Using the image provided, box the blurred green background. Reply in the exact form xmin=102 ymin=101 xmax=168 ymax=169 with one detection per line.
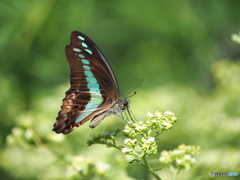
xmin=0 ymin=0 xmax=240 ymax=179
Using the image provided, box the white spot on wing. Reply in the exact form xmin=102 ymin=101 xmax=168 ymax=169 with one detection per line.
xmin=73 ymin=48 xmax=81 ymax=52
xmin=63 ymin=114 xmax=68 ymax=120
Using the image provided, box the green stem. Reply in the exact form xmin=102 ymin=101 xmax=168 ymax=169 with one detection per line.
xmin=172 ymin=171 xmax=177 ymax=180
xmin=142 ymin=156 xmax=161 ymax=180
xmin=170 ymin=166 xmax=178 ymax=180
xmin=105 ymin=142 xmax=121 ymax=150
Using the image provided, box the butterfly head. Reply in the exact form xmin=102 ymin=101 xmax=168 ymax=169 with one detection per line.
xmin=111 ymin=98 xmax=130 ymax=116
xmin=122 ymin=98 xmax=130 ymax=110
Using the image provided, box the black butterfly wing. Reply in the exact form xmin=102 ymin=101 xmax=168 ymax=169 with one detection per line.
xmin=53 ymin=31 xmax=119 ymax=134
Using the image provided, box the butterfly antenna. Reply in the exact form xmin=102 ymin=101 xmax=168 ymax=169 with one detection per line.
xmin=125 ymin=78 xmax=144 ymax=98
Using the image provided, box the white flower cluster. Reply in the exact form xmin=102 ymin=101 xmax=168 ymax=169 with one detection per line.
xmin=159 ymin=144 xmax=200 ymax=171
xmin=121 ymin=111 xmax=178 ymax=158
xmin=67 ymin=155 xmax=112 ymax=178
xmin=146 ymin=110 xmax=177 ymax=130
xmin=232 ymin=32 xmax=240 ymax=44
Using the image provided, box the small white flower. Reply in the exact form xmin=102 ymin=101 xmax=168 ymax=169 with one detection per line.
xmin=184 ymin=155 xmax=196 ymax=163
xmin=161 ymin=151 xmax=169 ymax=156
xmin=164 ymin=111 xmax=174 ymax=115
xmin=130 ymin=139 xmax=137 ymax=144
xmin=96 ymin=162 xmax=112 ymax=173
xmin=159 ymin=157 xmax=166 ymax=161
xmin=75 ymin=166 xmax=82 ymax=172
xmin=152 ymin=119 xmax=158 ymax=123
xmin=135 ymin=126 xmax=146 ymax=131
xmin=48 ymin=133 xmax=65 ymax=142
xmin=232 ymin=33 xmax=240 ymax=44
xmin=155 ymin=111 xmax=163 ymax=117
xmin=189 ymin=158 xmax=196 ymax=163
xmin=176 ymin=159 xmax=182 ymax=164
xmin=12 ymin=127 xmax=23 ymax=136
xmin=172 ymin=149 xmax=185 ymax=155
xmin=141 ymin=137 xmax=155 ymax=144
xmin=122 ymin=147 xmax=132 ymax=153
xmin=163 ymin=122 xmax=172 ymax=129
xmin=124 ymin=138 xmax=132 ymax=143
xmin=147 ymin=112 xmax=154 ymax=118
xmin=24 ymin=129 xmax=34 ymax=139
xmin=147 ymin=137 xmax=155 ymax=143
xmin=124 ymin=138 xmax=137 ymax=146
xmin=171 ymin=117 xmax=177 ymax=121
xmin=74 ymin=156 xmax=84 ymax=163
xmin=184 ymin=155 xmax=191 ymax=160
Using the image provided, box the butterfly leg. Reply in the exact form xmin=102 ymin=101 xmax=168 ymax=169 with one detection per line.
xmin=89 ymin=111 xmax=109 ymax=128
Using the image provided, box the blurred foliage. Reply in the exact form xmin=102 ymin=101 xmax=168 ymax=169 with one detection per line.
xmin=0 ymin=0 xmax=240 ymax=179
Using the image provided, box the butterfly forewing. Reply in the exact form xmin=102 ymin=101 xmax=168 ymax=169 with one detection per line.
xmin=53 ymin=31 xmax=120 ymax=134
xmin=70 ymin=31 xmax=119 ymax=96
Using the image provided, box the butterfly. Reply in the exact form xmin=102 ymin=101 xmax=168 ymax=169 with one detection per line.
xmin=53 ymin=31 xmax=130 ymax=134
